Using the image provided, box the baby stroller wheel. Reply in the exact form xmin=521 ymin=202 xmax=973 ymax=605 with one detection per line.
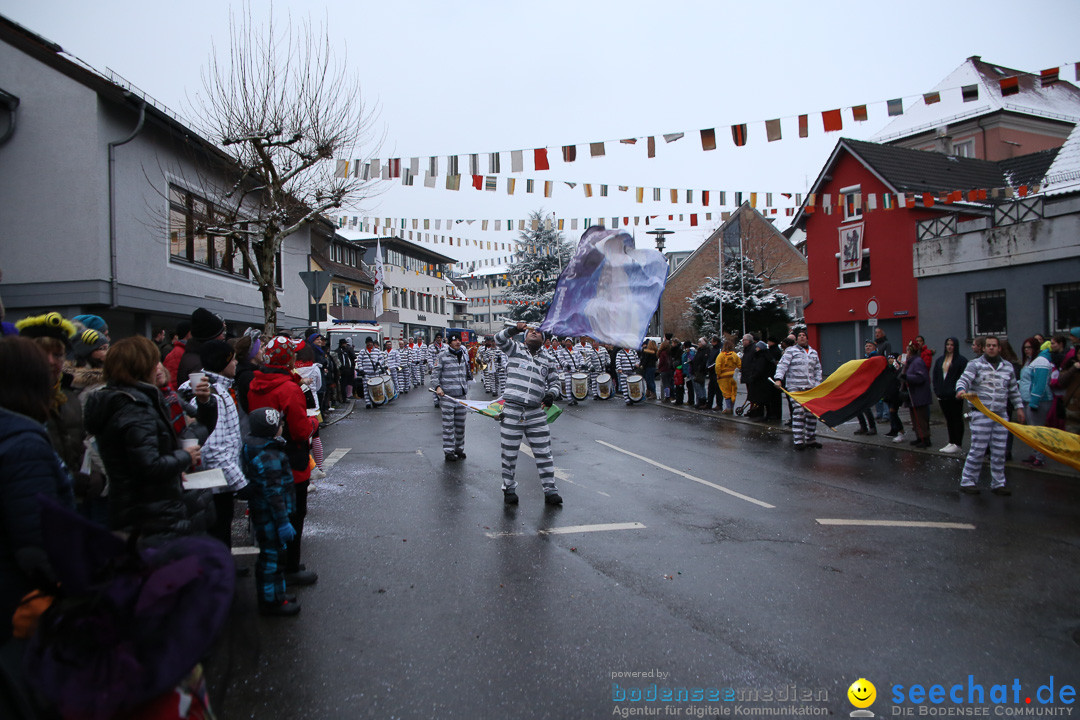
xmin=734 ymin=406 xmax=744 ymax=416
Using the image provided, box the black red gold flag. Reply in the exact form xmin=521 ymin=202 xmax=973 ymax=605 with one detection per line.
xmin=782 ymin=356 xmax=893 ymax=428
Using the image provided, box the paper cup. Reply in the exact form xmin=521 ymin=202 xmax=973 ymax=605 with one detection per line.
xmin=188 ymin=372 xmax=206 ymax=388
xmin=180 ymin=438 xmax=199 ymax=450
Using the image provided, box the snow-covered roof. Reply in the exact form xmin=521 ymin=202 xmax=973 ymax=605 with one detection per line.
xmin=1041 ymin=122 xmax=1080 ymax=196
xmin=458 ymin=264 xmax=510 ymax=277
xmin=872 ymin=57 xmax=1080 ymax=144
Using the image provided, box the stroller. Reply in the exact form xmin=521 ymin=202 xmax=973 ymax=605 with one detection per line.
xmin=734 ymin=398 xmax=759 ymax=417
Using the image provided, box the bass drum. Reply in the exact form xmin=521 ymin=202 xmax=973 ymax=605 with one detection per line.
xmin=626 ymin=374 xmax=645 ymax=403
xmin=596 ymin=373 xmax=612 ymax=400
xmin=367 ymin=376 xmax=388 ymax=406
xmin=381 ymin=373 xmax=396 ymax=402
xmin=571 ymin=373 xmax=589 ymax=401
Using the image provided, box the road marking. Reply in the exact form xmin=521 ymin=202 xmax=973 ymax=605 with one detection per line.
xmin=519 ymin=444 xmax=605 ymax=495
xmin=323 ymin=448 xmax=351 ymax=472
xmin=485 ymin=522 xmax=645 ymax=538
xmin=595 ymin=440 xmax=775 ymax=509
xmin=816 ymin=519 xmax=976 ymax=530
xmin=231 ymin=546 xmax=260 ymax=556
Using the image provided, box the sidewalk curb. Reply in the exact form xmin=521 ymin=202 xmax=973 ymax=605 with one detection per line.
xmin=322 ymin=399 xmax=355 ymax=427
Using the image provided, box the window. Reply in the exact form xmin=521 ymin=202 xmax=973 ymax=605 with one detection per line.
xmin=838 ymin=249 xmax=871 ymax=288
xmin=952 ymin=139 xmax=975 ymax=158
xmin=392 ymin=288 xmax=399 ymax=308
xmin=1047 ymin=283 xmax=1080 ymax=333
xmin=440 ymin=298 xmax=445 ymax=315
xmin=400 ymin=289 xmax=407 ymax=308
xmin=787 ymin=296 xmax=804 ymax=320
xmin=410 ymin=291 xmax=416 ymax=310
xmin=425 ymin=295 xmax=432 ymax=312
xmin=841 ymin=185 xmax=863 ymax=222
xmin=968 ymin=290 xmax=1007 ymax=337
xmin=168 ymin=184 xmax=278 ymax=285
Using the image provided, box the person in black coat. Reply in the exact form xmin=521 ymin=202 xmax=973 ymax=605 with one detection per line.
xmin=748 ymin=341 xmax=781 ymax=421
xmin=931 ymin=336 xmax=968 ymax=453
xmin=84 ymin=336 xmax=216 ymax=546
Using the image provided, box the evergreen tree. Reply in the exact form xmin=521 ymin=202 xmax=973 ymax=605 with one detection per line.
xmin=685 ymin=256 xmax=792 ymax=338
xmin=504 ymin=210 xmax=575 ymax=323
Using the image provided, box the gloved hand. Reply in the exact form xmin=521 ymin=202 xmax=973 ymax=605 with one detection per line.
xmin=541 ymin=393 xmax=555 ymax=409
xmin=277 ymin=522 xmax=297 ymax=545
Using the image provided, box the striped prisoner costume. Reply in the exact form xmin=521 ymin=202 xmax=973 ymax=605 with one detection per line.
xmin=554 ymin=343 xmax=583 ymax=401
xmin=434 ymin=345 xmax=471 ymax=456
xmin=577 ymin=341 xmax=601 ymax=398
xmin=429 ymin=341 xmax=445 ymax=406
xmin=496 ymin=327 xmax=562 ymax=495
xmin=481 ymin=345 xmax=501 ymax=394
xmin=773 ymin=343 xmax=822 ymax=446
xmin=956 ymin=354 xmax=1022 ymax=491
xmin=409 ymin=342 xmax=426 ymax=387
xmin=615 ymin=348 xmax=639 ymax=403
xmin=386 ymin=346 xmax=407 ymax=395
xmin=354 ymin=345 xmax=386 ymax=407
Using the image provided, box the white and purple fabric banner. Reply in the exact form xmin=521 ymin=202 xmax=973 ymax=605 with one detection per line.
xmin=539 ymin=226 xmax=668 ymax=349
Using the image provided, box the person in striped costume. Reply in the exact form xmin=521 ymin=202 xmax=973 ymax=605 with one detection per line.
xmin=576 ymin=337 xmax=600 ymax=400
xmin=496 ymin=322 xmax=563 ymax=505
xmin=354 ymin=337 xmax=385 ymax=409
xmin=429 ymin=333 xmax=445 ymax=407
xmin=495 ymin=346 xmax=508 ymax=396
xmin=481 ymin=337 xmax=500 ymax=394
xmin=433 ymin=333 xmax=472 ymax=462
xmin=955 ymin=336 xmax=1024 ymax=496
xmin=554 ymin=338 xmax=583 ymax=406
xmin=615 ymin=347 xmax=640 ymax=405
xmin=772 ymin=330 xmax=822 ymax=449
xmin=383 ymin=340 xmax=404 ymax=396
xmin=410 ymin=337 xmax=426 ymax=388
xmin=394 ymin=340 xmax=411 ymax=393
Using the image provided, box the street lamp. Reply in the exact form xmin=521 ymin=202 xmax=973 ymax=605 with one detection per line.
xmin=646 ymin=228 xmax=673 ymax=338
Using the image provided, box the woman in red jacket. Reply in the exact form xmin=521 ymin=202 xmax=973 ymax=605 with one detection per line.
xmin=246 ymin=336 xmax=320 ymax=587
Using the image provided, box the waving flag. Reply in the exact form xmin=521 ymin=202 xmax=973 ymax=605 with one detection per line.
xmin=966 ymin=394 xmax=1080 ymax=471
xmin=781 ymin=356 xmax=893 ymax=428
xmin=374 ymin=239 xmax=385 ymax=317
xmin=539 ymin=226 xmax=667 ymax=348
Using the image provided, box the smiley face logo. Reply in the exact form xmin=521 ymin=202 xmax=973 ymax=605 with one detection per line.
xmin=847 ymin=678 xmax=876 ymax=709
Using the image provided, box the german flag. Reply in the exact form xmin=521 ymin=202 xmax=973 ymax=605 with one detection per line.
xmin=782 ymin=356 xmax=893 ymax=428
xmin=965 ymin=394 xmax=1080 ymax=472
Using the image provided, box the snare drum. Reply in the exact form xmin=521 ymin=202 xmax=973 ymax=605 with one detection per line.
xmin=367 ymin=376 xmax=387 ymax=406
xmin=381 ymin=373 xmax=396 ymax=402
xmin=626 ymin=374 xmax=645 ymax=403
xmin=571 ymin=372 xmax=589 ymax=400
xmin=596 ymin=373 xmax=612 ymax=399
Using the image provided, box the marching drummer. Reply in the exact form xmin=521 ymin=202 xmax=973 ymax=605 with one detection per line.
xmin=354 ymin=337 xmax=386 ymax=409
xmin=554 ymin=338 xmax=582 ymax=406
xmin=615 ymin=346 xmax=640 ymax=405
xmin=577 ymin=336 xmax=600 ymax=400
xmin=481 ymin=336 xmax=500 ymax=395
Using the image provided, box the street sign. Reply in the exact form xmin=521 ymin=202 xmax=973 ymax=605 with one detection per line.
xmin=868 ymin=318 xmax=878 ymax=327
xmin=866 ymin=298 xmax=879 ymax=317
xmin=298 ymin=271 xmax=332 ymax=302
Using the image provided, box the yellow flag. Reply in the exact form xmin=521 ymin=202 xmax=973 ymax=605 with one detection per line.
xmin=965 ymin=394 xmax=1080 ymax=471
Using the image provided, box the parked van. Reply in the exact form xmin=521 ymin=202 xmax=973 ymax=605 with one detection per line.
xmin=322 ymin=321 xmax=385 ymax=350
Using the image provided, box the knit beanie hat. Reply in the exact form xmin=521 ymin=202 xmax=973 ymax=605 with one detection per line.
xmin=72 ymin=314 xmax=108 ymax=335
xmin=72 ymin=327 xmax=109 ymax=360
xmin=248 ymin=407 xmax=282 ymax=438
xmin=263 ymin=336 xmax=299 ymax=367
xmin=199 ymin=339 xmax=235 ymax=373
xmin=190 ymin=308 xmax=226 ymax=342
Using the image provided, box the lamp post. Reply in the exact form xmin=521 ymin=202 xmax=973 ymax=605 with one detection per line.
xmin=646 ymin=228 xmax=673 ymax=338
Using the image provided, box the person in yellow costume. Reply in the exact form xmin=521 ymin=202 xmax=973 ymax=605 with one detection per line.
xmin=714 ymin=340 xmax=741 ymax=414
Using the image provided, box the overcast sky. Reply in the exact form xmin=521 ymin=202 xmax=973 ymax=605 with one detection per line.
xmin=3 ymin=0 xmax=1078 ymax=263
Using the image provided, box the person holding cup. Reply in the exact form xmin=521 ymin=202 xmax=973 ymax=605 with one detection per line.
xmin=84 ymin=336 xmax=216 ymax=546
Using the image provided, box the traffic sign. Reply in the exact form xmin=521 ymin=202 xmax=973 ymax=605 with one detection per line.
xmin=298 ymin=271 xmax=332 ymax=302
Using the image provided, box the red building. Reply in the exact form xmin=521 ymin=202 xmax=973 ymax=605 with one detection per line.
xmin=793 ymin=139 xmax=1057 ymax=373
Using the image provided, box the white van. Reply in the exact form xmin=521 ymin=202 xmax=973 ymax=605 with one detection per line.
xmin=323 ymin=322 xmax=385 ymax=350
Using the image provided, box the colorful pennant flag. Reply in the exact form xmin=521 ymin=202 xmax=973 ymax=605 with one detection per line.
xmin=534 ymin=148 xmax=549 ymax=171
xmin=924 ymin=91 xmax=941 ymax=105
xmin=562 ymin=145 xmax=576 ymax=162
xmin=798 ymin=114 xmax=809 ymax=138
xmin=822 ymin=109 xmax=843 ymax=132
xmin=962 ymin=84 xmax=979 ymax=102
xmin=731 ymin=124 xmax=748 ymax=147
xmin=701 ymin=128 xmax=716 ymax=151
xmin=887 ymin=98 xmax=904 ymax=116
xmin=590 ymin=142 xmax=606 ymax=158
xmin=766 ymin=118 xmax=782 ymax=142
xmin=1000 ymin=77 xmax=1020 ymax=96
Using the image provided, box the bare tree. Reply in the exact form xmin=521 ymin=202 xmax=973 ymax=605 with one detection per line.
xmin=190 ymin=8 xmax=381 ymax=333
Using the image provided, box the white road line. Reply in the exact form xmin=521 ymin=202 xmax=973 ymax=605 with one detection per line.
xmin=323 ymin=448 xmax=351 ymax=472
xmin=595 ymin=439 xmax=775 ymax=509
xmin=485 ymin=522 xmax=645 ymax=538
xmin=519 ymin=444 xmax=603 ymax=495
xmin=231 ymin=546 xmax=260 ymax=556
xmin=816 ymin=519 xmax=976 ymax=530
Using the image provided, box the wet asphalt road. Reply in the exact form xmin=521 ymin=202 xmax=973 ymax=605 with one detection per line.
xmin=210 ymin=384 xmax=1080 ymax=719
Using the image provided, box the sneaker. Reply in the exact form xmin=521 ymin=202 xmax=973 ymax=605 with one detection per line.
xmin=284 ymin=569 xmax=318 ymax=586
xmin=503 ymin=488 xmax=519 ymax=505
xmin=991 ymin=486 xmax=1012 ymax=496
xmin=940 ymin=443 xmax=960 ymax=454
xmin=310 ymin=467 xmax=327 ymax=480
xmin=455 ymin=450 xmax=467 ymax=459
xmin=444 ymin=452 xmax=458 ymax=462
xmin=892 ymin=433 xmax=905 ymax=443
xmin=959 ymin=485 xmax=980 ymax=495
xmin=258 ymin=598 xmax=301 ymax=617
xmin=545 ymin=492 xmax=563 ymax=506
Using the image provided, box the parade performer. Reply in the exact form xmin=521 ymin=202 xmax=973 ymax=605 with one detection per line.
xmin=576 ymin=336 xmax=600 ymax=399
xmin=481 ymin=337 xmax=500 ymax=394
xmin=496 ymin=322 xmax=562 ymax=506
xmin=714 ymin=340 xmax=741 ymax=414
xmin=615 ymin=346 xmax=639 ymax=405
xmin=433 ymin=333 xmax=472 ymax=462
xmin=384 ymin=339 xmax=405 ymax=395
xmin=410 ymin=336 xmax=426 ymax=388
xmin=495 ymin=346 xmax=509 ymax=396
xmin=956 ymin=336 xmax=1024 ymax=495
xmin=395 ymin=340 xmax=412 ymax=393
xmin=354 ymin=337 xmax=385 ymax=409
xmin=554 ymin=338 xmax=582 ymax=406
xmin=429 ymin=333 xmax=445 ymax=407
xmin=773 ymin=330 xmax=823 ymax=449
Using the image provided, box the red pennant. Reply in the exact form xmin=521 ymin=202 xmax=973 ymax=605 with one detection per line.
xmin=822 ymin=109 xmax=843 ymax=133
xmin=1000 ymin=77 xmax=1020 ymax=96
xmin=534 ymin=148 xmax=549 ymax=171
xmin=731 ymin=124 xmax=748 ymax=147
xmin=798 ymin=114 xmax=809 ymax=138
xmin=472 ymin=175 xmax=483 ymax=190
xmin=922 ymin=193 xmax=934 ymax=207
